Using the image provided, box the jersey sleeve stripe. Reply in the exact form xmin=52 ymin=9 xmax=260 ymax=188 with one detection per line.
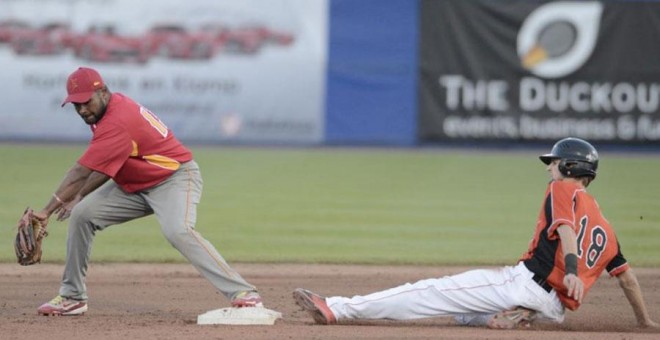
xmin=608 ymin=263 xmax=630 ymax=277
xmin=143 ymin=155 xmax=181 ymax=171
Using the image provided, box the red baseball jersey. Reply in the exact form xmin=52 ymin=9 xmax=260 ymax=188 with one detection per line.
xmin=78 ymin=93 xmax=193 ymax=193
xmin=521 ymin=180 xmax=629 ymax=310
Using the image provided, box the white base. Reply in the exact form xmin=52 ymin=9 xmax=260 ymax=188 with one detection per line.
xmin=197 ymin=307 xmax=282 ymax=325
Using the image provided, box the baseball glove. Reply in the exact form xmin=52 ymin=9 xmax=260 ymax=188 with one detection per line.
xmin=14 ymin=207 xmax=48 ymax=266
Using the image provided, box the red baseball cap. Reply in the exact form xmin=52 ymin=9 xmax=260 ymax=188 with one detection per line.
xmin=61 ymin=67 xmax=105 ymax=107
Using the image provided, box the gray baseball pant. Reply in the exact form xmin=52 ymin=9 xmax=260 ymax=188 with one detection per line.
xmin=59 ymin=160 xmax=256 ymax=301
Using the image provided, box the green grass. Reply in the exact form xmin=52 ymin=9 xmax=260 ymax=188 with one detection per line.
xmin=1 ymin=144 xmax=659 ymax=266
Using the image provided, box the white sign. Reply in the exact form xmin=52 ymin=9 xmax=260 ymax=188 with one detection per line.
xmin=0 ymin=0 xmax=328 ymax=143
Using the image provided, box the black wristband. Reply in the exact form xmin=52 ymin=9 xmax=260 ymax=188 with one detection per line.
xmin=565 ymin=253 xmax=578 ymax=276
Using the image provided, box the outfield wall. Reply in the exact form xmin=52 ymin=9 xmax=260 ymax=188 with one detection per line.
xmin=0 ymin=0 xmax=657 ymax=146
xmin=324 ymin=0 xmax=418 ymax=145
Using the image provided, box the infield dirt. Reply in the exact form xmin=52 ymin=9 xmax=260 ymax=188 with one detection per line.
xmin=2 ymin=263 xmax=659 ymax=339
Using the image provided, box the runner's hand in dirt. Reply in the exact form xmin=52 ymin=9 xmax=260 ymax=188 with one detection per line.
xmin=563 ymin=273 xmax=584 ymax=304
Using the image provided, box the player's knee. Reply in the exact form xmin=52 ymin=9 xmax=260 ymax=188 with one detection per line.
xmin=68 ymin=201 xmax=107 ymax=231
xmin=67 ymin=207 xmax=102 ymax=237
xmin=68 ymin=204 xmax=93 ymax=225
xmin=161 ymin=226 xmax=192 ymax=247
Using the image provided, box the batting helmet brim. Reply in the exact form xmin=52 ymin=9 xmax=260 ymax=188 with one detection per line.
xmin=539 ymin=154 xmax=559 ymax=165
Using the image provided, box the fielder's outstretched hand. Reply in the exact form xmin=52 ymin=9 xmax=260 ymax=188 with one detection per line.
xmin=32 ymin=210 xmax=50 ymax=229
xmin=56 ymin=195 xmax=82 ymax=221
xmin=14 ymin=208 xmax=48 ymax=266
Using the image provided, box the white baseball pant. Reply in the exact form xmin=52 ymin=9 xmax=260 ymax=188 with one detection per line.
xmin=326 ymin=262 xmax=565 ymax=325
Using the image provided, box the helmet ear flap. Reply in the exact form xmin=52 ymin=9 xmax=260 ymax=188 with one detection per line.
xmin=558 ymin=159 xmax=571 ymax=177
xmin=559 ymin=159 xmax=597 ymax=179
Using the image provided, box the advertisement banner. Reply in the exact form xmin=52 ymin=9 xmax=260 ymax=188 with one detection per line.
xmin=0 ymin=0 xmax=328 ymax=143
xmin=419 ymin=0 xmax=660 ymax=144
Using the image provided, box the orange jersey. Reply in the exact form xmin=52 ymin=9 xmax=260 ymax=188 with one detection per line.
xmin=521 ymin=180 xmax=629 ymax=310
xmin=78 ymin=93 xmax=193 ymax=193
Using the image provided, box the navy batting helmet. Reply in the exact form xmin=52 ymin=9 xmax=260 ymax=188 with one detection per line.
xmin=539 ymin=137 xmax=599 ymax=179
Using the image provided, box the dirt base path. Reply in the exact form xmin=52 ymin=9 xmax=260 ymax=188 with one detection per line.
xmin=2 ymin=263 xmax=659 ymax=339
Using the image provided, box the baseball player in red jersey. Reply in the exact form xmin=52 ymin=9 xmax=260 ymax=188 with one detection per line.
xmin=32 ymin=67 xmax=264 ymax=316
xmin=293 ymin=138 xmax=659 ymax=329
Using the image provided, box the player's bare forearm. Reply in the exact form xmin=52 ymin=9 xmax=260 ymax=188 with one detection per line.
xmin=39 ymin=163 xmax=93 ymax=217
xmin=39 ymin=163 xmax=108 ymax=218
xmin=53 ymin=170 xmax=110 ymax=222
xmin=557 ymin=225 xmax=584 ymax=303
xmin=75 ymin=171 xmax=110 ymax=200
xmin=617 ymin=269 xmax=659 ymax=328
xmin=557 ymin=225 xmax=578 ymax=256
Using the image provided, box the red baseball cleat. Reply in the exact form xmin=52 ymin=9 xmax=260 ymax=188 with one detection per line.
xmin=292 ymin=288 xmax=337 ymax=325
xmin=231 ymin=291 xmax=264 ymax=308
xmin=38 ymin=295 xmax=88 ymax=316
